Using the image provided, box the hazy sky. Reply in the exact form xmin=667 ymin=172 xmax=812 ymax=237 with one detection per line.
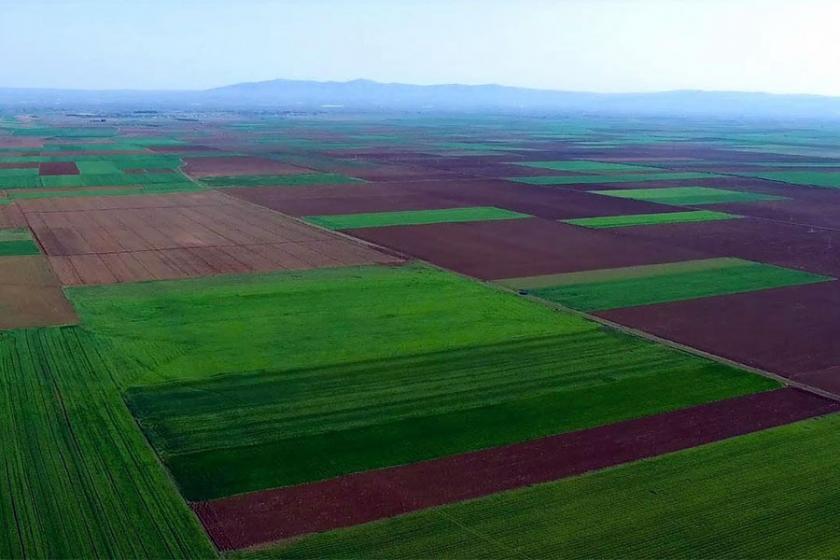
xmin=3 ymin=0 xmax=840 ymax=95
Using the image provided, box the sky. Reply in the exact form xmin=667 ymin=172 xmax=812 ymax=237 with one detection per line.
xmin=2 ymin=0 xmax=840 ymax=95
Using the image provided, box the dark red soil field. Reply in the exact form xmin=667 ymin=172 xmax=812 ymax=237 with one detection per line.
xmin=615 ymin=217 xmax=840 ymax=277
xmin=38 ymin=161 xmax=80 ymax=175
xmin=193 ymin=388 xmax=837 ymax=550
xmin=22 ymin=192 xmax=400 ymax=284
xmin=349 ymin=217 xmax=702 ymax=280
xmin=599 ymin=281 xmax=840 ymax=385
xmin=182 ymin=156 xmax=313 ymax=177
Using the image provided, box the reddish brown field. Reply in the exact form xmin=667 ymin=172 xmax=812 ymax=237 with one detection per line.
xmin=193 ymin=388 xmax=837 ymax=550
xmin=349 ymin=217 xmax=702 ymax=280
xmin=615 ymin=217 xmax=840 ymax=277
xmin=182 ymin=156 xmax=312 ymax=178
xmin=22 ymin=192 xmax=400 ymax=285
xmin=598 ymin=281 xmax=840 ymax=386
xmin=39 ymin=161 xmax=80 ymax=176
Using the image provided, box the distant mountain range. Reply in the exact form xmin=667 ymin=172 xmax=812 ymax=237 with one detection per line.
xmin=2 ymin=78 xmax=840 ymax=119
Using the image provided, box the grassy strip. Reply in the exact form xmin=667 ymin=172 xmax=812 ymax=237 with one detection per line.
xmin=509 ymin=172 xmax=722 ymax=185
xmin=0 ymin=167 xmax=39 ymax=177
xmin=748 ymin=171 xmax=840 ymax=188
xmin=76 ymin=160 xmax=123 ymax=174
xmin=590 ymin=186 xmax=786 ymax=205
xmin=238 ymin=413 xmax=840 ymax=559
xmin=305 ymin=207 xmax=530 ymax=230
xmin=0 ymin=327 xmax=215 ymax=558
xmin=497 ymin=257 xmax=746 ymax=290
xmin=0 ymin=228 xmax=32 ymax=242
xmin=563 ymin=210 xmax=738 ymax=228
xmin=199 ymin=173 xmax=364 ymax=188
xmin=513 ymin=160 xmax=667 ymax=173
xmin=0 ymin=239 xmax=40 ymax=256
xmin=530 ymin=260 xmax=832 ymax=311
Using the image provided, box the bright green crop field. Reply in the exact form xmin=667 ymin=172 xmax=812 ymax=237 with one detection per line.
xmin=510 ymin=172 xmax=722 ymax=185
xmin=0 ymin=327 xmax=215 ymax=559
xmin=590 ymin=186 xmax=786 ymax=205
xmin=563 ymin=209 xmax=738 ymax=228
xmin=305 ymin=206 xmax=530 ymax=230
xmin=238 ymin=413 xmax=840 ymax=559
xmin=524 ymin=258 xmax=832 ymax=311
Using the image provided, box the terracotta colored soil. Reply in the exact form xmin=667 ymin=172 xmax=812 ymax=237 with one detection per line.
xmin=349 ymin=217 xmax=701 ymax=280
xmin=182 ymin=156 xmax=312 ymax=178
xmin=22 ymin=192 xmax=400 ymax=285
xmin=598 ymin=281 xmax=840 ymax=384
xmin=193 ymin=388 xmax=838 ymax=550
xmin=0 ymin=255 xmax=78 ymax=329
xmin=38 ymin=161 xmax=80 ymax=176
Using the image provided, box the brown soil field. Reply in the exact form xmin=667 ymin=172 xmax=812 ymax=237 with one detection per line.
xmin=192 ymin=388 xmax=836 ymax=550
xmin=615 ymin=217 xmax=840 ymax=277
xmin=349 ymin=217 xmax=701 ymax=280
xmin=182 ymin=156 xmax=312 ymax=177
xmin=0 ymin=255 xmax=78 ymax=329
xmin=225 ymin=182 xmax=471 ymax=216
xmin=599 ymin=281 xmax=840 ymax=384
xmin=23 ymin=192 xmax=400 ymax=285
xmin=39 ymin=161 xmax=80 ymax=176
xmin=0 ymin=204 xmax=26 ymax=229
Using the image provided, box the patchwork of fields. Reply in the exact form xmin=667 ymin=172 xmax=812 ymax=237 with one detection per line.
xmin=3 ymin=112 xmax=840 ymax=558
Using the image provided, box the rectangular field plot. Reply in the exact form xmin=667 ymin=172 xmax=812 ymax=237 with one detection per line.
xmin=510 ymin=172 xmax=722 ymax=185
xmin=69 ymin=264 xmax=780 ymax=503
xmin=22 ymin=191 xmax=398 ymax=285
xmin=563 ymin=210 xmax=738 ymax=228
xmin=747 ymin=171 xmax=840 ymax=189
xmin=513 ymin=160 xmax=667 ymax=173
xmin=0 ymin=228 xmax=40 ymax=256
xmin=0 ymin=255 xmax=78 ymax=329
xmin=200 ymin=173 xmax=364 ymax=188
xmin=502 ymin=257 xmax=832 ymax=311
xmin=591 ymin=186 xmax=786 ymax=206
xmin=305 ymin=207 xmax=530 ymax=230
xmin=249 ymin=413 xmax=840 ymax=560
xmin=0 ymin=328 xmax=214 ymax=558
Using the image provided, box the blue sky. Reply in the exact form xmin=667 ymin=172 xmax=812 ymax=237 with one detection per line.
xmin=2 ymin=0 xmax=840 ymax=94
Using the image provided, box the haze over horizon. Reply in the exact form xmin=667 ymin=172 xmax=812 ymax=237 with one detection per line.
xmin=3 ymin=0 xmax=840 ymax=97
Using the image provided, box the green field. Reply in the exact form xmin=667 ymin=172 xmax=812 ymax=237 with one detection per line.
xmin=514 ymin=258 xmax=831 ymax=311
xmin=749 ymin=171 xmax=840 ymax=189
xmin=591 ymin=186 xmax=786 ymax=205
xmin=510 ymin=172 xmax=722 ymax=185
xmin=305 ymin=207 xmax=530 ymax=230
xmin=563 ymin=209 xmax=738 ymax=228
xmin=239 ymin=413 xmax=840 ymax=559
xmin=199 ymin=173 xmax=363 ymax=187
xmin=513 ymin=160 xmax=667 ymax=173
xmin=67 ymin=264 xmax=777 ymax=500
xmin=0 ymin=327 xmax=214 ymax=559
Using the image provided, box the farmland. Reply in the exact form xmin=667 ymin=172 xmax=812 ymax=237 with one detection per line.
xmin=2 ymin=110 xmax=840 ymax=558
